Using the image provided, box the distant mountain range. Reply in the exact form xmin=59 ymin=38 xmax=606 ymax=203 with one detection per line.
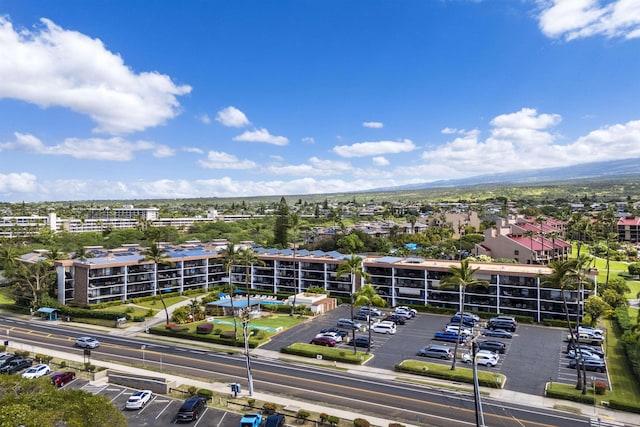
xmin=378 ymin=157 xmax=640 ymax=191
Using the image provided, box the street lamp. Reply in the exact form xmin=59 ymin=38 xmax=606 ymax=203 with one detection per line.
xmin=242 ymin=309 xmax=254 ymax=396
xmin=141 ymin=345 xmax=146 ymax=367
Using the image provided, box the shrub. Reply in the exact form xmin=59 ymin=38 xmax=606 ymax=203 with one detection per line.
xmin=608 ymin=399 xmax=640 ymax=413
xmin=388 ymin=424 xmax=406 ymax=427
xmin=197 ymin=388 xmax=213 ymax=399
xmin=84 ymin=363 xmax=96 ymax=372
xmin=15 ymin=350 xmax=30 ymax=357
xmin=262 ymin=402 xmax=277 ymax=414
xmin=353 ymin=418 xmax=371 ymax=427
xmin=327 ymin=415 xmax=339 ymax=426
xmin=594 ymin=381 xmax=607 ymax=395
xmin=165 ymin=323 xmax=177 ymax=330
xmin=247 ymin=398 xmax=255 ymax=407
xmin=297 ymin=409 xmax=310 ymax=420
xmin=319 ymin=413 xmax=329 ymax=422
xmin=59 ymin=361 xmax=67 ymax=368
xmin=187 ymin=386 xmax=198 ymax=396
xmin=196 ymin=323 xmax=214 ymax=334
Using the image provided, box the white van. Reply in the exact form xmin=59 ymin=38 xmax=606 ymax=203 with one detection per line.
xmin=371 ymin=322 xmax=397 ymax=334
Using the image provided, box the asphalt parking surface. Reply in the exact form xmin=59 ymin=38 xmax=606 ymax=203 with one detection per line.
xmin=262 ymin=304 xmax=603 ymax=394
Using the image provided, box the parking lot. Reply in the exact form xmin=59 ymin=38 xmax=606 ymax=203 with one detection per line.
xmin=62 ymin=378 xmax=247 ymax=426
xmin=263 ymin=304 xmax=611 ymax=394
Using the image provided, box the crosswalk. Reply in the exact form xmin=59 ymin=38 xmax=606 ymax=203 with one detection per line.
xmin=590 ymin=416 xmax=626 ymax=426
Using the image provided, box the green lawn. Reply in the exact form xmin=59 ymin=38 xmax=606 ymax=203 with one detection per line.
xmin=93 ymin=305 xmax=153 ymax=318
xmin=0 ymin=287 xmax=15 ymax=304
xmin=603 ymin=319 xmax=640 ymax=404
xmin=134 ymin=295 xmax=189 ymax=309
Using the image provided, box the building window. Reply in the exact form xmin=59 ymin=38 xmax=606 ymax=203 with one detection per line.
xmin=514 ymin=250 xmax=519 ymax=255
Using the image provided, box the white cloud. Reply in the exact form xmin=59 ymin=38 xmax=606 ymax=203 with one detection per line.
xmin=333 ymin=139 xmax=416 ymax=158
xmin=537 ymin=0 xmax=640 ymax=40
xmin=372 ymin=156 xmax=389 ymax=166
xmin=0 ymin=17 xmax=191 ymax=134
xmin=363 ymin=121 xmax=384 ymax=129
xmin=183 ymin=147 xmax=204 ymax=154
xmin=215 ymin=106 xmax=250 ymax=127
xmin=490 ymin=108 xmax=562 ymax=129
xmin=302 ymin=136 xmax=315 ymax=144
xmin=0 ymin=132 xmax=174 ymax=161
xmin=265 ymin=157 xmax=352 ymax=176
xmin=233 ymin=128 xmax=289 ymax=146
xmin=198 ymin=114 xmax=211 ymax=125
xmin=0 ymin=172 xmax=39 ymax=194
xmin=198 ymin=151 xmax=257 ymax=169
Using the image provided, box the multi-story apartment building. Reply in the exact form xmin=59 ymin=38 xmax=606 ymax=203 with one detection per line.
xmin=618 ymin=216 xmax=640 ymax=243
xmin=54 ymin=244 xmax=596 ymax=322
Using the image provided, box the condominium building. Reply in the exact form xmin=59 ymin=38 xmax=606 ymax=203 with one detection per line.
xmin=54 ymin=245 xmax=596 ymax=322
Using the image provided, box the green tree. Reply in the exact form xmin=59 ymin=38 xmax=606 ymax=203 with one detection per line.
xmin=439 ymin=259 xmax=488 ymax=370
xmin=336 ymin=254 xmax=370 ymax=354
xmin=0 ymin=245 xmax=20 ymax=277
xmin=583 ymin=295 xmax=611 ymax=326
xmin=628 ymin=262 xmax=640 ymax=278
xmin=239 ymin=246 xmax=265 ymax=311
xmin=0 ymin=375 xmax=127 ymax=426
xmin=540 ymin=259 xmax=585 ymax=391
xmin=140 ymin=242 xmax=174 ymax=325
xmin=11 ymin=261 xmax=57 ymax=309
xmin=273 ymin=197 xmax=290 ymax=247
xmin=353 ymin=284 xmax=386 ymax=354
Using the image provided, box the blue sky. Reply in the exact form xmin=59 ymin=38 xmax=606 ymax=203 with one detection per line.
xmin=1 ymin=0 xmax=639 ymax=202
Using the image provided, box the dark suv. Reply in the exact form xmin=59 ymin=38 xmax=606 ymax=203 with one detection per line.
xmin=264 ymin=414 xmax=286 ymax=427
xmin=478 ymin=340 xmax=506 ymax=354
xmin=488 ymin=318 xmax=516 ymax=332
xmin=176 ymin=397 xmax=207 ymax=422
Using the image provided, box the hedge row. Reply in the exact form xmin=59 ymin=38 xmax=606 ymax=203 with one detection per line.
xmin=280 ymin=346 xmax=366 ymax=365
xmin=544 ymin=387 xmax=595 ymax=404
xmin=394 ymin=362 xmax=505 ymax=389
xmin=608 ymin=399 xmax=640 ymax=414
xmin=149 ymin=326 xmax=255 ymax=348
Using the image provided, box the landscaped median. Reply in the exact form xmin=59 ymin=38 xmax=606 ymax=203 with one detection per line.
xmin=281 ymin=343 xmax=373 ymax=364
xmin=395 ymin=360 xmax=506 ymax=388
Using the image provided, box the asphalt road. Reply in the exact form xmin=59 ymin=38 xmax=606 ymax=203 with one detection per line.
xmin=0 ymin=315 xmax=593 ymax=427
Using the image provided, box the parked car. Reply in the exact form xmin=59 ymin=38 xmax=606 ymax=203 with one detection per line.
xmin=462 ymin=353 xmax=498 ymax=367
xmin=176 ymin=396 xmax=207 ymax=422
xmin=433 ymin=331 xmax=466 ymax=343
xmin=125 ymin=390 xmax=153 ymax=410
xmin=445 ymin=325 xmax=472 ymax=336
xmin=319 ymin=327 xmax=349 ymax=338
xmin=310 ymin=336 xmax=337 ymax=347
xmin=21 ymin=363 xmax=51 ymax=379
xmin=358 ymin=306 xmax=383 ymax=317
xmin=50 ymin=371 xmax=76 ymax=387
xmin=568 ymin=358 xmax=606 ymax=373
xmin=240 ymin=413 xmax=263 ymax=427
xmin=390 ymin=311 xmax=412 ymax=321
xmin=455 ymin=311 xmax=480 ymax=322
xmin=578 ymin=326 xmax=604 ymax=336
xmin=383 ymin=315 xmax=406 ymax=325
xmin=568 ymin=332 xmax=604 ymax=345
xmin=0 ymin=357 xmax=33 ymax=374
xmin=567 ymin=349 xmax=601 ymax=360
xmin=353 ymin=336 xmax=372 ymax=348
xmin=75 ymin=336 xmax=100 ymax=349
xmin=476 ymin=349 xmax=500 ymax=361
xmin=566 ymin=342 xmax=604 ymax=357
xmin=481 ymin=329 xmax=513 ymax=339
xmin=417 ymin=345 xmax=454 ymax=359
xmin=353 ymin=312 xmax=370 ymax=321
xmin=478 ymin=340 xmax=506 ymax=354
xmin=450 ymin=316 xmax=475 ymax=327
xmin=337 ymin=318 xmax=362 ymax=330
xmin=264 ymin=414 xmax=285 ymax=427
xmin=0 ymin=355 xmax=21 ymax=369
xmin=371 ymin=322 xmax=396 ymax=334
xmin=488 ymin=318 xmax=516 ymax=332
xmin=315 ymin=332 xmax=342 ymax=342
xmin=394 ymin=306 xmax=417 ymax=316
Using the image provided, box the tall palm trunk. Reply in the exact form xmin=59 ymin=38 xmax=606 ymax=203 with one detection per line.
xmin=451 ymin=285 xmax=464 ymax=371
xmin=562 ymin=290 xmax=583 ymax=390
xmin=228 ymin=266 xmax=238 ymax=340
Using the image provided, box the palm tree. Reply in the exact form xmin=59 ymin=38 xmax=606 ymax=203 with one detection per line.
xmin=220 ymin=242 xmax=240 ymax=339
xmin=336 ymin=254 xmax=370 ymax=354
xmin=140 ymin=242 xmax=174 ymax=325
xmin=239 ymin=247 xmax=265 ymax=315
xmin=540 ymin=259 xmax=585 ymax=391
xmin=439 ymin=259 xmax=488 ymax=370
xmin=289 ymin=212 xmax=302 ymax=316
xmin=353 ymin=284 xmax=386 ymax=354
xmin=524 ymin=230 xmax=535 ymax=264
xmin=0 ymin=245 xmax=20 ymax=277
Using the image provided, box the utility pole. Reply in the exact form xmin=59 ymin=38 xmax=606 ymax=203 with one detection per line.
xmin=471 ymin=340 xmax=486 ymax=427
xmin=242 ymin=309 xmax=254 ymax=396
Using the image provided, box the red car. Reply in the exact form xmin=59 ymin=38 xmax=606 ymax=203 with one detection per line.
xmin=50 ymin=371 xmax=76 ymax=387
xmin=310 ymin=336 xmax=337 ymax=347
